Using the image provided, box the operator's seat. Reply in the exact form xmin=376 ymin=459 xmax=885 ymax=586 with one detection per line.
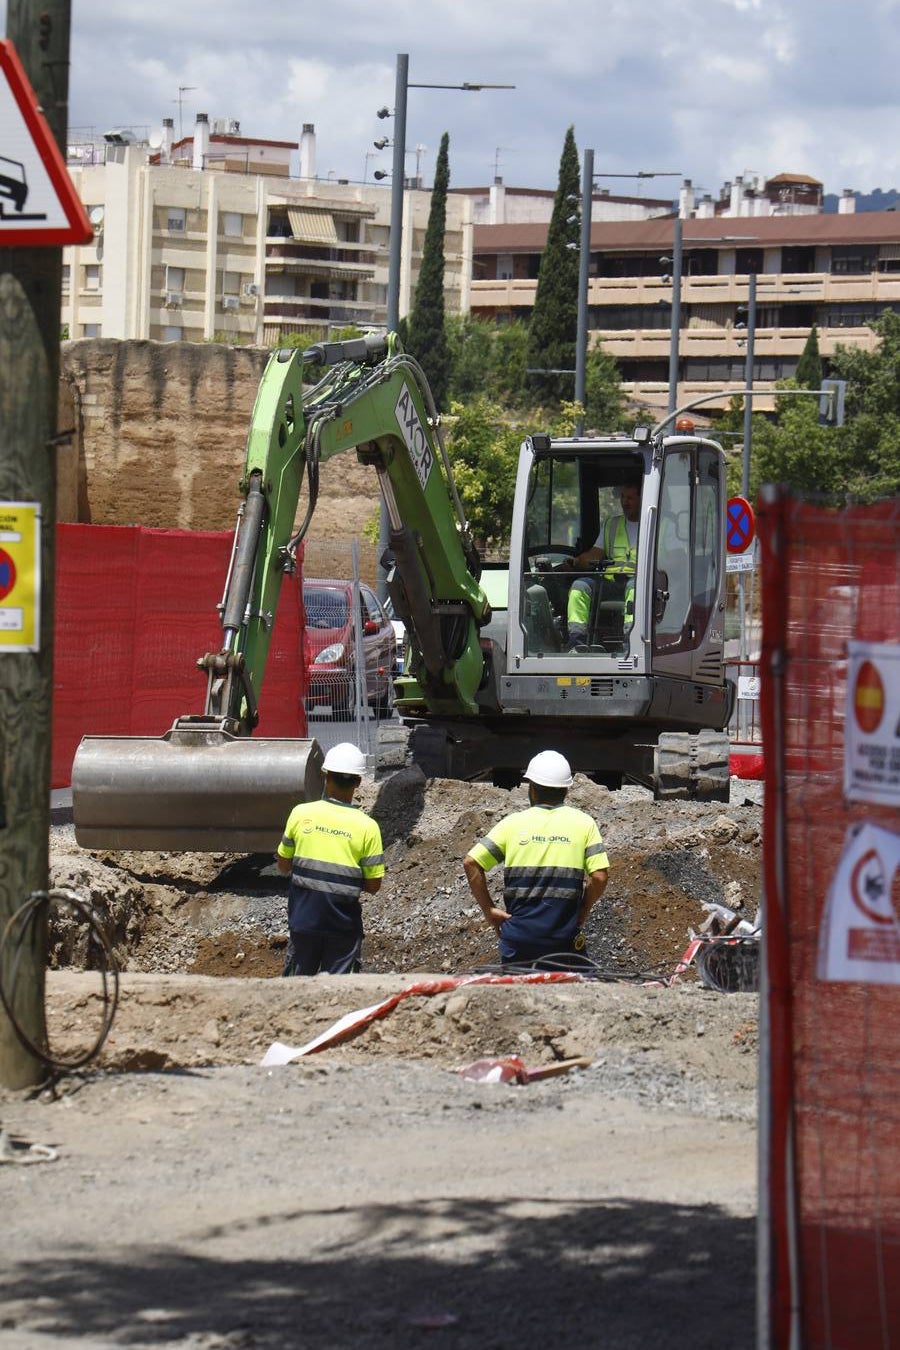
xmin=587 ymin=573 xmax=630 ymax=645
xmin=524 ymin=581 xmax=562 ymax=653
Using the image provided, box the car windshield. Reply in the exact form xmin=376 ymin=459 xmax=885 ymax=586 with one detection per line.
xmin=304 ymin=587 xmax=349 ymax=629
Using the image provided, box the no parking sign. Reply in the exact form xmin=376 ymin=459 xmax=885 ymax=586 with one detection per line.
xmin=726 ymin=496 xmax=755 ymax=554
xmin=0 ymin=502 xmax=40 ymax=651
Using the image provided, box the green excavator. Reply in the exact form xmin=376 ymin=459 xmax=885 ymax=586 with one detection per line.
xmin=72 ymin=334 xmax=734 ymax=853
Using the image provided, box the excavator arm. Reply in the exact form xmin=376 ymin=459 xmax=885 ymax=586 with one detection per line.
xmin=234 ymin=332 xmax=485 ymax=723
xmin=71 ymin=335 xmax=489 ymax=852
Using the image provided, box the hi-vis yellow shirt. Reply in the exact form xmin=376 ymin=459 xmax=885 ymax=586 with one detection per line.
xmin=278 ymin=797 xmax=384 ymax=934
xmin=468 ymin=803 xmax=609 ymax=947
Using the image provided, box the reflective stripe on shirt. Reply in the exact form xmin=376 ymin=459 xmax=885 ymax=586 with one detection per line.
xmin=467 ymin=804 xmax=609 ymax=947
xmin=277 ymin=796 xmax=384 ymax=934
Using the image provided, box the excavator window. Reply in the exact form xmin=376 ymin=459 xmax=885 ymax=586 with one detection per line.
xmin=652 ymin=445 xmax=722 ymax=654
xmin=521 ymin=451 xmax=645 ymax=655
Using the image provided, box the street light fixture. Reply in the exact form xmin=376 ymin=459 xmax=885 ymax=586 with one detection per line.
xmin=381 ymin=53 xmax=515 ymax=333
xmin=375 ymin=52 xmax=514 ymax=599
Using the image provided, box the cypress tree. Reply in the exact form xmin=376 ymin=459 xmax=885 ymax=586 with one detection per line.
xmin=406 ymin=131 xmax=451 ymax=409
xmin=794 ymin=324 xmax=822 ymax=389
xmin=525 ymin=126 xmax=581 ymax=404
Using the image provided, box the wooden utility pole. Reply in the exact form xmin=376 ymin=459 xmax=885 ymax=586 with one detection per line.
xmin=0 ymin=0 xmax=72 ymax=1087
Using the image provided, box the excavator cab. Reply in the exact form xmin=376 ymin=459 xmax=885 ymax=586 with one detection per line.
xmin=520 ymin=446 xmax=644 ymax=656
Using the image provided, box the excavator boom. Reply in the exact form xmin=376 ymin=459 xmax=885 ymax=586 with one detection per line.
xmin=72 ymin=335 xmax=488 ymax=852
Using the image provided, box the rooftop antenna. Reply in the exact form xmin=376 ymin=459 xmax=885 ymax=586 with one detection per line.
xmin=174 ymin=86 xmax=196 ymax=141
xmin=493 ymin=146 xmax=514 ymax=179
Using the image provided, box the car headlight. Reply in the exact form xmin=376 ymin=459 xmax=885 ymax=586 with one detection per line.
xmin=313 ymin=642 xmax=346 ymax=666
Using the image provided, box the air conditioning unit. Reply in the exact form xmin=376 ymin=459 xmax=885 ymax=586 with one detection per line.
xmin=222 ymin=295 xmax=239 ymax=311
xmin=241 ymin=282 xmax=259 ymax=298
xmin=165 ymin=291 xmax=182 ymax=307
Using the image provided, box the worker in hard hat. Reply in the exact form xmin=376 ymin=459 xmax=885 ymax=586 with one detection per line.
xmin=275 ymin=742 xmax=384 ymax=976
xmin=463 ymin=750 xmax=609 ymax=970
xmin=564 ymin=471 xmax=642 ymax=647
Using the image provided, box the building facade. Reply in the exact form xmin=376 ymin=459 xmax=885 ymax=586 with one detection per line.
xmin=471 ymin=174 xmax=900 ymax=413
xmin=63 ymin=117 xmax=472 ymax=344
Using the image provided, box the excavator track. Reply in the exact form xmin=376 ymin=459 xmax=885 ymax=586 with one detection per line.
xmin=654 ymin=729 xmax=731 ymax=803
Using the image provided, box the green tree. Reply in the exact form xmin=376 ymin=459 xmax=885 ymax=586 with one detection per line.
xmin=794 ymin=324 xmax=822 ymax=389
xmin=829 ymin=308 xmax=900 ymax=419
xmin=405 ymin=131 xmax=451 ymax=409
xmin=525 ymin=126 xmax=581 ymax=405
xmin=445 ymin=314 xmax=494 ymax=400
xmin=445 ymin=397 xmax=524 ymax=553
xmin=489 ymin=321 xmax=531 ymax=406
xmin=584 ymin=341 xmax=624 ymax=430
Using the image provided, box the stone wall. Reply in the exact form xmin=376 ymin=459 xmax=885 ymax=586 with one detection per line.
xmin=59 ymin=338 xmax=381 ymax=581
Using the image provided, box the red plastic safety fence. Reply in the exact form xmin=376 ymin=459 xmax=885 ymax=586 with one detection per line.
xmin=758 ymin=491 xmax=900 ymax=1349
xmin=52 ymin=524 xmax=308 ymax=788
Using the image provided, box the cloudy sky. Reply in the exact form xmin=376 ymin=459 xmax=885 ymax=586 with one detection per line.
xmin=5 ymin=0 xmax=900 ymax=200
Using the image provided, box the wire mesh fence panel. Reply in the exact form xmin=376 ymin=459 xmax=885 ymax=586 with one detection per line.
xmin=300 ymin=538 xmax=399 ymax=761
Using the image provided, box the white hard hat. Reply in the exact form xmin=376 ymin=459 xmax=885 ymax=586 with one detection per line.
xmin=322 ymin=742 xmax=367 ymax=776
xmin=523 ymin=750 xmax=573 ymax=789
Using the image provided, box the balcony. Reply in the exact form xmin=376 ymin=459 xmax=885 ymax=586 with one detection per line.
xmin=265 ymin=241 xmax=378 ymax=272
xmin=473 ymin=268 xmax=900 ymax=310
xmin=262 ymin=295 xmax=384 ymax=326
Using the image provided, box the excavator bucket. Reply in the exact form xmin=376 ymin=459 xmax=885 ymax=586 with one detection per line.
xmin=71 ymin=719 xmax=325 ymax=854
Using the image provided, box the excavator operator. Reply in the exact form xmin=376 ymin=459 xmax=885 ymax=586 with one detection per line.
xmin=563 ymin=471 xmax=642 ymax=647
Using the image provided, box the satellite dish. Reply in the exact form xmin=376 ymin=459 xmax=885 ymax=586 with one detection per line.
xmin=88 ymin=206 xmax=105 ymax=226
xmin=148 ymin=129 xmax=164 ymax=150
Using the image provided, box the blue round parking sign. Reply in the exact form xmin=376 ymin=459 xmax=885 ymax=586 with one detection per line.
xmin=0 ymin=547 xmax=16 ymax=600
xmin=726 ymin=496 xmax=755 ymax=554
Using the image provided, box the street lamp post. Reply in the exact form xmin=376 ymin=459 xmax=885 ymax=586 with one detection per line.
xmin=376 ymin=53 xmax=514 ymax=598
xmin=574 ymin=148 xmax=593 ymax=421
xmin=667 ymin=215 xmax=684 ymax=415
xmin=741 ymin=271 xmax=757 ymax=499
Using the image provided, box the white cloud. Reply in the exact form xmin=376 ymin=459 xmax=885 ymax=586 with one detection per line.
xmin=1 ymin=0 xmax=898 ymax=195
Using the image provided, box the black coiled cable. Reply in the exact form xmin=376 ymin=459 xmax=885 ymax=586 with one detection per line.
xmin=0 ymin=888 xmax=119 ymax=1071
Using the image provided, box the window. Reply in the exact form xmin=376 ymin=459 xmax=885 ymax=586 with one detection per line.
xmin=653 ymin=446 xmax=721 ymax=654
xmin=167 ymin=207 xmax=186 ymax=232
xmin=830 ymin=245 xmax=876 ymax=275
xmin=220 ymin=269 xmax=241 ymax=296
xmin=61 ymin=264 xmax=70 ymax=291
xmin=222 ymin=212 xmax=242 ymax=238
xmin=84 ymin=264 xmax=101 ymax=290
xmin=734 ymin=249 xmax=764 ymax=275
xmin=782 ymin=246 xmax=818 ymax=274
xmin=592 ymin=303 xmax=673 ymax=331
xmin=162 ymin=324 xmax=183 ymax=342
xmin=81 ymin=323 xmax=101 ymax=338
xmin=166 ymin=265 xmax=185 ymax=293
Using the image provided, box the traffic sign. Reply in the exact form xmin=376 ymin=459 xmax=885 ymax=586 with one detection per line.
xmin=0 ymin=40 xmax=92 ymax=246
xmin=0 ymin=502 xmax=41 ymax=650
xmin=726 ymin=495 xmax=755 ymax=554
xmin=844 ymin=641 xmax=900 ymax=806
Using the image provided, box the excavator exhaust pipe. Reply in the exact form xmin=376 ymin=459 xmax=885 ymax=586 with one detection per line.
xmin=72 ymin=718 xmax=325 ymax=854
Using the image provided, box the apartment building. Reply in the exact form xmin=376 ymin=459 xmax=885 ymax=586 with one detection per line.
xmin=63 ymin=116 xmax=472 ymax=344
xmin=471 ymin=173 xmax=900 ymax=413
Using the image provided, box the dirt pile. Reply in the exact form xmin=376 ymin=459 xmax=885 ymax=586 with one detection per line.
xmin=49 ymin=771 xmax=762 ymax=987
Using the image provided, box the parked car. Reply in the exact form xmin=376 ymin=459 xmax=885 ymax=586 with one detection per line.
xmin=302 ymin=578 xmax=396 ymax=718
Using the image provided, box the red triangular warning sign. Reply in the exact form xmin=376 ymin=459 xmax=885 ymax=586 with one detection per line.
xmin=0 ymin=40 xmax=92 ymax=246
